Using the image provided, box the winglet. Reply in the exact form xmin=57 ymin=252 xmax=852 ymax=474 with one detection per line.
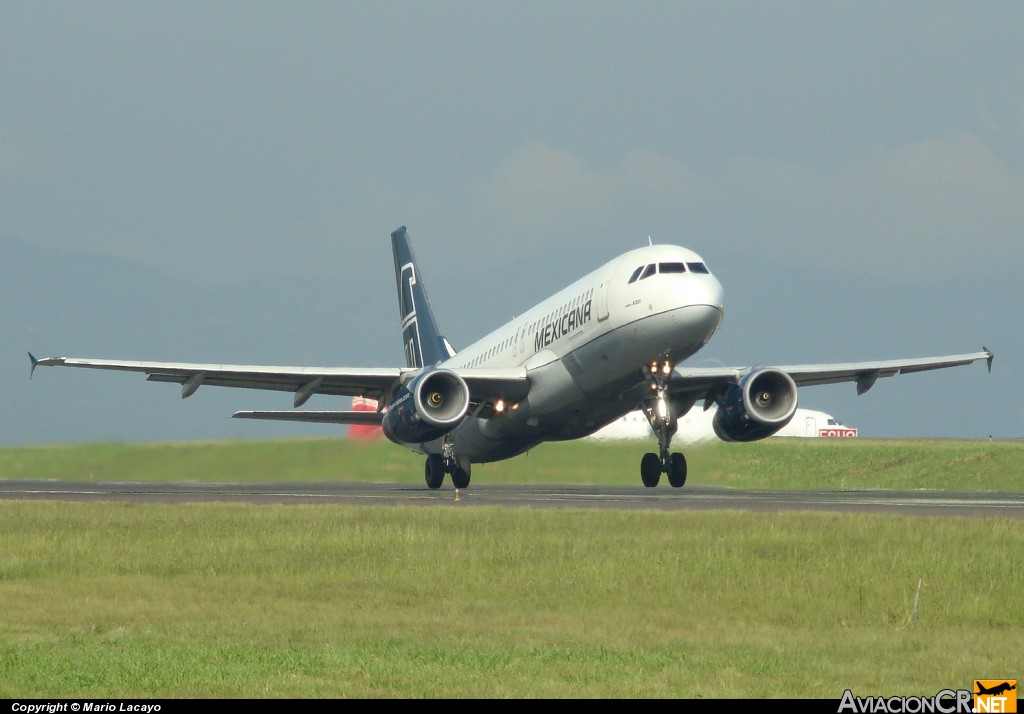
xmin=984 ymin=346 xmax=994 ymax=373
xmin=28 ymin=352 xmax=39 ymax=379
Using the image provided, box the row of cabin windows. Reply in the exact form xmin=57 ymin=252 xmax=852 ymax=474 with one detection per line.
xmin=464 ymin=263 xmax=710 ymax=367
xmin=470 ymin=336 xmax=512 ymax=367
xmin=465 ymin=287 xmax=594 ymax=367
xmin=627 ymin=261 xmax=709 ymax=284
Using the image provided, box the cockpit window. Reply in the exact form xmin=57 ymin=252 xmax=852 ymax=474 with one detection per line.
xmin=631 ymin=261 xmax=708 ymax=283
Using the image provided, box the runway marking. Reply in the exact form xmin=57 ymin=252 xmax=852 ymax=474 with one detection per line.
xmin=1 ymin=482 xmax=1022 ymax=517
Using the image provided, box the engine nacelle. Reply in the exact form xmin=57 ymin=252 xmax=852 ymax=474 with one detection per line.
xmin=712 ymin=368 xmax=798 ymax=443
xmin=382 ymin=368 xmax=470 ymax=444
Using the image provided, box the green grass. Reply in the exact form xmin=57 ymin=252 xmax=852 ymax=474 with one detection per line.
xmin=0 ymin=502 xmax=1021 ymax=697
xmin=2 ymin=437 xmax=1022 ymax=491
xmin=1 ymin=437 xmax=1021 ymax=697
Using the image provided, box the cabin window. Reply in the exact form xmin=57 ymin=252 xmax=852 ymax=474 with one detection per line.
xmin=687 ymin=262 xmax=709 ymax=274
xmin=639 ymin=264 xmax=656 ymax=280
xmin=659 ymin=262 xmax=686 ymax=274
xmin=628 ymin=266 xmax=644 ymax=284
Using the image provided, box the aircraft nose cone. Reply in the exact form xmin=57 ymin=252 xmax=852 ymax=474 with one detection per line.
xmin=691 ymin=275 xmax=725 ymax=312
xmin=707 ymin=276 xmax=725 ymax=311
xmin=691 ymin=302 xmax=724 ymax=338
xmin=688 ymin=276 xmax=725 ymax=339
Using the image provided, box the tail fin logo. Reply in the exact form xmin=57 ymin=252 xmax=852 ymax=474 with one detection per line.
xmin=391 ymin=226 xmax=452 ymax=368
xmin=399 ymin=262 xmax=423 ymax=368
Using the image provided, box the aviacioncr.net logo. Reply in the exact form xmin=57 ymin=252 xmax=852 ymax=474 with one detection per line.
xmin=838 ymin=689 xmax=973 ymax=713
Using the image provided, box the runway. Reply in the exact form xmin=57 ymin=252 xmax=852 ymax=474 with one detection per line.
xmin=1 ymin=480 xmax=1022 ymax=518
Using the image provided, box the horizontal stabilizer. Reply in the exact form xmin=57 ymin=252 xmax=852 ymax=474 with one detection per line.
xmin=232 ymin=410 xmax=384 ymax=425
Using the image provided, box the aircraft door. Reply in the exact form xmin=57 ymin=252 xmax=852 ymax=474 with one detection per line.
xmin=595 ymin=263 xmax=616 ymax=322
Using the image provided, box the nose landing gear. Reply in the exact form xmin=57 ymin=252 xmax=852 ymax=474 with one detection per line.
xmin=639 ymin=360 xmax=688 ymax=489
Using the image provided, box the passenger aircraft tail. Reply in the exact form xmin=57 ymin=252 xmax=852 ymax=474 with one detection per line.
xmin=348 ymin=396 xmax=384 ymax=440
xmin=391 ymin=226 xmax=456 ymax=368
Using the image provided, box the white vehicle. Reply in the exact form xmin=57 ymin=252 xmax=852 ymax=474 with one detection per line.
xmin=591 ymin=405 xmax=857 ymax=444
xmin=774 ymin=410 xmax=857 ymax=438
xmin=30 ymin=226 xmax=990 ymax=490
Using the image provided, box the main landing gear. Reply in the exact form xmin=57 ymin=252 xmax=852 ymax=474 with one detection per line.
xmin=640 ymin=360 xmax=688 ymax=489
xmin=424 ymin=436 xmax=471 ymax=490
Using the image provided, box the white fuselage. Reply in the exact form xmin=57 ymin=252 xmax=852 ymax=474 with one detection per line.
xmin=404 ymin=244 xmax=726 ymax=462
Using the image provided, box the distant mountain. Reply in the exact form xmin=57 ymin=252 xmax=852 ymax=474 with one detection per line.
xmin=4 ymin=237 xmax=1019 ymax=447
xmin=3 ymin=237 xmax=395 ymax=445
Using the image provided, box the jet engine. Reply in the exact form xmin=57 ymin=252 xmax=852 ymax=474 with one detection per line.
xmin=382 ymin=368 xmax=471 ymax=444
xmin=712 ymin=368 xmax=798 ymax=442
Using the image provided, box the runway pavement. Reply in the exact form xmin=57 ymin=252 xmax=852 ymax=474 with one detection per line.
xmin=1 ymin=480 xmax=1022 ymax=518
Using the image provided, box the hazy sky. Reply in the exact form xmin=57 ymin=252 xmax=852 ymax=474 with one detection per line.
xmin=4 ymin=2 xmax=1022 ymax=445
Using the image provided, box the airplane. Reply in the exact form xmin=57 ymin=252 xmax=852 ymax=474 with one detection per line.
xmin=975 ymin=682 xmax=1017 ymax=697
xmin=29 ymin=226 xmax=994 ymax=490
xmin=589 ymin=405 xmax=857 ymax=443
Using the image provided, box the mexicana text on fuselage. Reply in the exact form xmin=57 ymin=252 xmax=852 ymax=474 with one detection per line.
xmin=534 ymin=298 xmax=592 ymax=352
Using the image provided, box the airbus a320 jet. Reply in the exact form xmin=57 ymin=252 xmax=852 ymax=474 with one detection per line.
xmin=30 ymin=227 xmax=993 ymax=490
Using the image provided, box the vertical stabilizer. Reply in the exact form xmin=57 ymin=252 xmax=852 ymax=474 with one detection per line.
xmin=391 ymin=226 xmax=455 ymax=368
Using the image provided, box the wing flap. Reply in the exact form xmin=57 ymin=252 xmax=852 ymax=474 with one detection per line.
xmin=232 ymin=410 xmax=384 ymax=424
xmin=669 ymin=349 xmax=994 ymax=400
xmin=31 ymin=356 xmax=404 ymax=400
xmin=774 ymin=351 xmax=994 ymax=388
xmin=29 ymin=356 xmax=533 ymax=406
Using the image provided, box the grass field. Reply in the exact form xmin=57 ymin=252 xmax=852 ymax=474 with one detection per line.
xmin=0 ymin=437 xmax=1021 ymax=698
xmin=2 ymin=436 xmax=1023 ymax=491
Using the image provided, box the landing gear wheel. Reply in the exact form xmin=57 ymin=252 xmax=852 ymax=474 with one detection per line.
xmin=640 ymin=452 xmax=661 ymax=487
xmin=451 ymin=460 xmax=471 ymax=489
xmin=425 ymin=454 xmax=445 ymax=489
xmin=667 ymin=452 xmax=687 ymax=488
